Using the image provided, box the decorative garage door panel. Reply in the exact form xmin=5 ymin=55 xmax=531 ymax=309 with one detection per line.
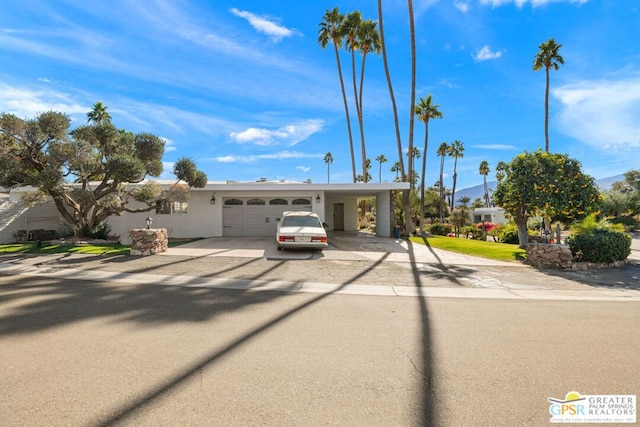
xmin=222 ymin=198 xmax=312 ymax=237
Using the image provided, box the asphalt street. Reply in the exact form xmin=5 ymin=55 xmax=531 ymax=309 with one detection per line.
xmin=1 ymin=273 xmax=639 ymax=426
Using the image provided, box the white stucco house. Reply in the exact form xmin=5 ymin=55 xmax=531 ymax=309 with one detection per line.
xmin=0 ymin=180 xmax=410 ymax=244
xmin=469 ymin=207 xmax=508 ymax=225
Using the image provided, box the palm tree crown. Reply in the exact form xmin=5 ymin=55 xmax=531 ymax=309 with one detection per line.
xmin=87 ymin=101 xmax=111 ymax=124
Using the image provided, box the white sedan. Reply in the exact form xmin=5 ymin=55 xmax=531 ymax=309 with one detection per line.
xmin=276 ymin=211 xmax=328 ymax=251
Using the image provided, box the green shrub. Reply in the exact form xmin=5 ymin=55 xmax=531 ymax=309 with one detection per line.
xmin=610 ymin=216 xmax=639 ymax=231
xmin=566 ymin=230 xmax=631 ymax=263
xmin=463 ymin=226 xmax=484 ymax=240
xmin=429 ymin=223 xmax=453 ymax=236
xmin=90 ymin=222 xmax=112 ymax=240
xmin=491 ymin=223 xmax=520 ymax=244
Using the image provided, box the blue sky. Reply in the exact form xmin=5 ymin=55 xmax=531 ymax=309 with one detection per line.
xmin=1 ymin=0 xmax=638 ymax=191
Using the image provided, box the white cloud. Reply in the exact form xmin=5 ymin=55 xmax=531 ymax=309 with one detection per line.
xmin=161 ymin=137 xmax=177 ymax=153
xmin=230 ymin=8 xmax=296 ymax=42
xmin=553 ymin=75 xmax=640 ymax=149
xmin=229 ymin=119 xmax=324 ymax=146
xmin=480 ymin=0 xmax=588 ymax=7
xmin=0 ymin=84 xmax=86 ymax=120
xmin=296 ymin=166 xmax=311 ymax=173
xmin=453 ymin=1 xmax=470 ymax=13
xmin=213 ymin=150 xmax=322 ymax=163
xmin=472 ymin=45 xmax=504 ymax=62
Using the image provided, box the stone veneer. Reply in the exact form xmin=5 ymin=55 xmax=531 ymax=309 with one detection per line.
xmin=130 ymin=228 xmax=168 ymax=256
xmin=526 ymin=243 xmax=627 ymax=270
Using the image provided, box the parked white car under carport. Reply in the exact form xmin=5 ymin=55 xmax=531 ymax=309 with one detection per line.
xmin=276 ymin=211 xmax=328 ymax=251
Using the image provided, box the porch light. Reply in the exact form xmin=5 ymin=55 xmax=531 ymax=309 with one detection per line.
xmin=145 ymin=216 xmax=153 ymax=229
xmin=316 ymin=194 xmax=321 ymax=204
xmin=210 ymin=194 xmax=216 ymax=205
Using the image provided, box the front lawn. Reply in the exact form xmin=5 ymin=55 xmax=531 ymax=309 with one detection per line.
xmin=0 ymin=242 xmax=129 ymax=255
xmin=410 ymin=235 xmax=526 ymax=262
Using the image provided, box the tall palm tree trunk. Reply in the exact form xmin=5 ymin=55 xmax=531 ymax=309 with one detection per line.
xmin=544 ymin=67 xmax=550 ymax=152
xmin=405 ymin=0 xmax=417 ymax=232
xmin=358 ymin=54 xmax=369 ymax=183
xmin=333 ymin=44 xmax=357 ymax=182
xmin=377 ymin=0 xmax=405 ymax=180
xmin=419 ymin=123 xmax=429 ymax=231
xmin=451 ymin=157 xmax=458 ymax=212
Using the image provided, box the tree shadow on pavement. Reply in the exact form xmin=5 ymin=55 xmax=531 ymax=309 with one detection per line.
xmin=533 ymin=262 xmax=640 ymax=290
xmin=406 ymin=239 xmax=439 ymax=426
xmin=413 ymin=236 xmax=473 ymax=287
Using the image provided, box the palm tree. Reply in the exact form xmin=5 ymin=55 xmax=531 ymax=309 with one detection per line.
xmin=324 ymin=152 xmax=334 ymax=183
xmin=436 ymin=142 xmax=451 ymax=222
xmin=449 ymin=140 xmax=464 ymax=214
xmin=319 ymin=9 xmax=357 ymax=182
xmin=533 ymin=38 xmax=564 ymax=152
xmin=377 ymin=0 xmax=405 ymax=185
xmin=345 ymin=13 xmax=380 ymax=183
xmin=375 ymin=153 xmax=387 ymax=182
xmin=407 ymin=147 xmax=421 ymax=190
xmin=458 ymin=195 xmax=471 ymax=207
xmin=405 ymin=0 xmax=417 ymax=231
xmin=415 ymin=94 xmax=443 ymax=230
xmin=479 ymin=160 xmax=491 ymax=207
xmin=390 ymin=161 xmax=401 ymax=180
xmin=86 ymin=101 xmax=111 ymax=124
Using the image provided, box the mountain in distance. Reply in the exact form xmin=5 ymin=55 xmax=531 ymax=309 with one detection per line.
xmin=455 ymin=174 xmax=625 ymax=205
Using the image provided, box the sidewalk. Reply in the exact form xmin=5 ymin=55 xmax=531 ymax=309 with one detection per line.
xmin=1 ymin=234 xmax=638 ymax=301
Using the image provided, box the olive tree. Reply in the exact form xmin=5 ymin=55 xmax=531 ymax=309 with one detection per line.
xmin=493 ymin=150 xmax=600 ymax=248
xmin=0 ymin=108 xmax=207 ymax=237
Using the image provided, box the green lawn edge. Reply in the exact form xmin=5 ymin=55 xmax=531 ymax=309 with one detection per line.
xmin=409 ymin=235 xmax=526 ymax=262
xmin=0 ymin=238 xmax=199 ymax=255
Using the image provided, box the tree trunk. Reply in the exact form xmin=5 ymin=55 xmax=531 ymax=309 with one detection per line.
xmin=516 ymin=212 xmax=529 ymax=249
xmin=333 ymin=44 xmax=357 ymax=183
xmin=544 ymin=67 xmax=550 ymax=152
xmin=419 ymin=124 xmax=428 ymax=232
xmin=377 ymin=0 xmax=405 ymax=180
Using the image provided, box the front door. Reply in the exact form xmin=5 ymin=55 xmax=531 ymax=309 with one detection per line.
xmin=333 ymin=203 xmax=344 ymax=230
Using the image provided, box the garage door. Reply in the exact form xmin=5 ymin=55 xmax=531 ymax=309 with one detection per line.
xmin=222 ymin=197 xmax=312 ymax=237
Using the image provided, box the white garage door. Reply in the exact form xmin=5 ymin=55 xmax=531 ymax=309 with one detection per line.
xmin=222 ymin=197 xmax=312 ymax=237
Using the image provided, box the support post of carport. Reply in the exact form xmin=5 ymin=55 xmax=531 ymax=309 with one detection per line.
xmin=375 ymin=190 xmax=392 ymax=237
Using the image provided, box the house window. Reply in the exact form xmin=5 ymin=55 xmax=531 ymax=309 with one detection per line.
xmin=484 ymin=215 xmax=492 ymax=222
xmin=156 ymin=201 xmax=188 ymax=215
xmin=224 ymin=198 xmax=243 ymax=206
xmin=473 ymin=215 xmax=482 ymax=223
xmin=292 ymin=198 xmax=311 ymax=205
xmin=247 ymin=198 xmax=266 ymax=205
xmin=269 ymin=199 xmax=288 ymax=205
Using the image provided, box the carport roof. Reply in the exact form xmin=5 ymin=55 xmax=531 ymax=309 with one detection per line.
xmin=201 ymin=181 xmax=410 ymax=197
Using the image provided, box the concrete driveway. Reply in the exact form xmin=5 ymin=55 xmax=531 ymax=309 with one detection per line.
xmin=162 ymin=232 xmax=522 ymax=267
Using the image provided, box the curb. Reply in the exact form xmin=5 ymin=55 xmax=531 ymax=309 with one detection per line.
xmin=1 ymin=261 xmax=639 ymax=302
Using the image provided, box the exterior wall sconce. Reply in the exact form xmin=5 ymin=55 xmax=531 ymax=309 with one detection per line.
xmin=316 ymin=194 xmax=321 ymax=204
xmin=210 ymin=194 xmax=216 ymax=205
xmin=145 ymin=216 xmax=153 ymax=229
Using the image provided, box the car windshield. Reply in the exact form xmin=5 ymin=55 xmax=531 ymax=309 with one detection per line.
xmin=281 ymin=216 xmax=322 ymax=228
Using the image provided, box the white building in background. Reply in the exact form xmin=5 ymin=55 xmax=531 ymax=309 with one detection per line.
xmin=470 ymin=207 xmax=508 ymax=225
xmin=0 ymin=180 xmax=409 ymax=244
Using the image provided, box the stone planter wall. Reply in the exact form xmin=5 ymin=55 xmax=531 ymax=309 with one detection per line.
xmin=526 ymin=243 xmax=573 ymax=269
xmin=526 ymin=243 xmax=628 ymax=270
xmin=130 ymin=228 xmax=168 ymax=256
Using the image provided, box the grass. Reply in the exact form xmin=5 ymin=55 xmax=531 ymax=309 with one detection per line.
xmin=0 ymin=242 xmax=129 ymax=255
xmin=0 ymin=238 xmax=199 ymax=255
xmin=410 ymin=235 xmax=527 ymax=262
